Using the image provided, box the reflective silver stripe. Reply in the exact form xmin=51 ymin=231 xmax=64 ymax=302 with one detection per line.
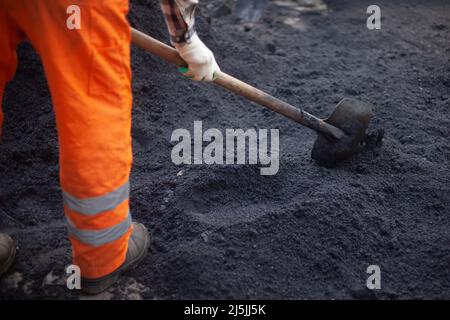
xmin=63 ymin=181 xmax=129 ymax=215
xmin=66 ymin=212 xmax=132 ymax=247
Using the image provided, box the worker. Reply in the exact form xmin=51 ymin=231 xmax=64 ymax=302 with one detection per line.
xmin=0 ymin=0 xmax=219 ymax=294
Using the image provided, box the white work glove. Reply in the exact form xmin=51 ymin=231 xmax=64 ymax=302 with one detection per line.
xmin=175 ymin=33 xmax=220 ymax=82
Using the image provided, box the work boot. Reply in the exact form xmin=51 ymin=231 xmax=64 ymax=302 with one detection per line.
xmin=0 ymin=233 xmax=16 ymax=277
xmin=81 ymin=222 xmax=150 ymax=295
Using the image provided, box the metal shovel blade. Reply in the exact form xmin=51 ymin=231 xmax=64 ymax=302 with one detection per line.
xmin=311 ymin=98 xmax=374 ymax=166
xmin=234 ymin=0 xmax=269 ymax=22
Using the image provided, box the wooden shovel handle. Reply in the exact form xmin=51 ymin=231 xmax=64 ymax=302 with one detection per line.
xmin=131 ymin=28 xmax=344 ymax=140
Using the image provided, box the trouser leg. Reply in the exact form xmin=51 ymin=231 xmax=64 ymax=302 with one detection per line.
xmin=11 ymin=0 xmax=134 ymax=278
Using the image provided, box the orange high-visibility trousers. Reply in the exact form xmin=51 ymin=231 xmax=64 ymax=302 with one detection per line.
xmin=0 ymin=0 xmax=134 ymax=278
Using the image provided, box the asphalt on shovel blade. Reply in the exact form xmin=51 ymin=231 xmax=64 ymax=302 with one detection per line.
xmin=311 ymin=98 xmax=374 ymax=166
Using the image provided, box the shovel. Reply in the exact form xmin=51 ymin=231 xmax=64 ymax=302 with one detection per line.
xmin=131 ymin=28 xmax=374 ymax=166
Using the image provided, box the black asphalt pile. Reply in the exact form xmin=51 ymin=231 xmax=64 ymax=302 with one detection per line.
xmin=0 ymin=0 xmax=449 ymax=299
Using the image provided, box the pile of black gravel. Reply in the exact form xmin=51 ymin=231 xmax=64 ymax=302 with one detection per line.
xmin=0 ymin=0 xmax=449 ymax=299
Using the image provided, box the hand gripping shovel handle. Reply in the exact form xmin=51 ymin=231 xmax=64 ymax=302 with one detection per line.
xmin=130 ymin=28 xmax=344 ymax=140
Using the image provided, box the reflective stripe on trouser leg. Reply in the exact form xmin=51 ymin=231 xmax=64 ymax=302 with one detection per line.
xmin=66 ymin=211 xmax=132 ymax=247
xmin=63 ymin=181 xmax=130 ymax=216
xmin=63 ymin=184 xmax=132 ymax=279
xmin=68 ymin=225 xmax=133 ymax=280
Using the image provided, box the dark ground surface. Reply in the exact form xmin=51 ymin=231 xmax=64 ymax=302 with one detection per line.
xmin=0 ymin=0 xmax=449 ymax=299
